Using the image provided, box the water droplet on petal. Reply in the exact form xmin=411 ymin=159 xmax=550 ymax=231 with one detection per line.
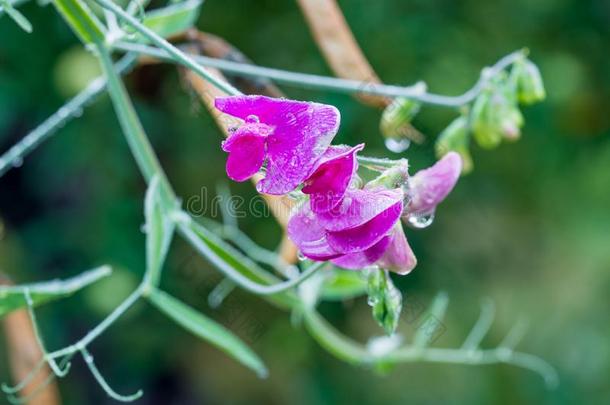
xmin=406 ymin=212 xmax=435 ymax=229
xmin=245 ymin=114 xmax=260 ymax=124
xmin=385 ymin=137 xmax=411 ymax=153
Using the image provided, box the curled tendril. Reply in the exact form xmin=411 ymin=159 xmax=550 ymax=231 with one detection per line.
xmin=81 ymin=348 xmax=144 ymax=402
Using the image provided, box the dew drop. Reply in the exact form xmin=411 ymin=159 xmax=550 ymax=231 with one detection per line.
xmin=245 ymin=114 xmax=260 ymax=124
xmin=140 ymin=223 xmax=148 ymax=233
xmin=73 ymin=108 xmax=83 ymax=117
xmin=297 ymin=251 xmax=306 ymax=261
xmin=406 ymin=212 xmax=435 ymax=229
xmin=384 ymin=137 xmax=411 ymax=153
xmin=367 ymin=295 xmax=379 ymax=306
xmin=12 ymin=157 xmax=23 ymax=168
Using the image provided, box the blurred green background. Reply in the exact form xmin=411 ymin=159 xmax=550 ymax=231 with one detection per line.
xmin=1 ymin=0 xmax=609 ymax=403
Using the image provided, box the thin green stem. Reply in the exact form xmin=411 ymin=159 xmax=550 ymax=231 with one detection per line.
xmin=81 ymin=348 xmax=143 ymax=402
xmin=94 ymin=0 xmax=239 ymax=96
xmin=302 ymin=306 xmax=558 ymax=388
xmin=176 ymin=217 xmax=325 ymax=295
xmin=47 ymin=285 xmax=143 ymax=359
xmin=0 ymin=53 xmax=138 ymax=178
xmin=0 ymin=0 xmax=27 ymax=15
xmin=23 ymin=290 xmax=72 ymax=377
xmin=95 ymin=45 xmax=174 ymax=204
xmin=112 ymin=41 xmax=525 ymax=107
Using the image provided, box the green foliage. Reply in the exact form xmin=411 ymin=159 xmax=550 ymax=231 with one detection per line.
xmin=320 ymin=268 xmax=368 ymax=301
xmin=0 ymin=266 xmax=111 ymax=318
xmin=140 ymin=0 xmax=203 ymax=41
xmin=143 ymin=176 xmax=175 ymax=288
xmin=52 ymin=0 xmax=105 ymax=43
xmin=148 ymin=288 xmax=268 ymax=378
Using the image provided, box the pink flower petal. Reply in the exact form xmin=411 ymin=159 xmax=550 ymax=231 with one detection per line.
xmin=215 ymin=95 xmax=340 ymax=195
xmin=331 ymin=235 xmax=391 ymax=270
xmin=316 ymin=188 xmax=404 ymax=232
xmin=407 ymin=152 xmax=462 ymax=216
xmin=302 ymin=144 xmax=364 ymax=213
xmin=287 ymin=203 xmax=341 ymax=261
xmin=326 ymin=199 xmax=403 ymax=254
xmin=221 ymin=124 xmax=268 ymax=182
xmin=377 ymin=224 xmax=417 ymax=275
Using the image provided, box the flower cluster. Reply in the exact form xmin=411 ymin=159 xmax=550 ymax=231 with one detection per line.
xmin=215 ymin=95 xmax=462 ymax=275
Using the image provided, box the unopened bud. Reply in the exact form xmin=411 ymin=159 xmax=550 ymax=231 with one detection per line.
xmin=435 ymin=116 xmax=473 ymax=174
xmin=471 ymin=91 xmax=503 ymax=149
xmin=380 ymin=97 xmax=422 ymax=144
xmin=512 ymin=59 xmax=546 ymax=105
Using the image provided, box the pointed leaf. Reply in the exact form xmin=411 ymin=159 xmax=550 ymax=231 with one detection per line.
xmin=0 ymin=266 xmax=112 ymax=318
xmin=139 ymin=0 xmax=203 ymax=41
xmin=179 ymin=218 xmax=295 ymax=308
xmin=144 ymin=176 xmax=174 ymax=287
xmin=320 ymin=268 xmax=367 ymax=301
xmin=148 ymin=288 xmax=268 ymax=377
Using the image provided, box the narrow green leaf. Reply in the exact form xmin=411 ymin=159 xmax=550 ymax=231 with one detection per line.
xmin=320 ymin=268 xmax=367 ymax=301
xmin=52 ymin=0 xmax=105 ymax=44
xmin=0 ymin=266 xmax=112 ymax=318
xmin=144 ymin=176 xmax=174 ymax=287
xmin=0 ymin=0 xmax=32 ymax=32
xmin=182 ymin=219 xmax=295 ymax=308
xmin=140 ymin=0 xmax=203 ymax=40
xmin=148 ymin=288 xmax=268 ymax=378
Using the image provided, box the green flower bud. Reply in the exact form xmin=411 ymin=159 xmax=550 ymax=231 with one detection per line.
xmin=472 ymin=76 xmax=524 ymax=148
xmin=435 ymin=116 xmax=473 ymax=174
xmin=471 ymin=91 xmax=503 ymax=149
xmin=512 ymin=59 xmax=546 ymax=105
xmin=380 ymin=97 xmax=422 ymax=147
xmin=366 ymin=267 xmax=403 ymax=335
xmin=500 ymin=106 xmax=524 ymax=141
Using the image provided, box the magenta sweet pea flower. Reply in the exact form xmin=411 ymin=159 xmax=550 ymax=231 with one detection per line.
xmin=287 ymin=187 xmax=414 ymax=273
xmin=377 ymin=223 xmax=417 ymax=275
xmin=302 ymin=144 xmax=364 ymax=213
xmin=405 ymin=151 xmax=462 ymax=216
xmin=215 ymin=95 xmax=340 ymax=195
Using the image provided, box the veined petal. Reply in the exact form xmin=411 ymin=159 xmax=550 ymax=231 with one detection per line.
xmin=221 ymin=124 xmax=268 ymax=182
xmin=326 ymin=199 xmax=403 ymax=254
xmin=377 ymin=223 xmax=417 ymax=275
xmin=215 ymin=95 xmax=340 ymax=195
xmin=407 ymin=152 xmax=462 ymax=216
xmin=303 ymin=144 xmax=364 ymax=213
xmin=331 ymin=235 xmax=391 ymax=270
xmin=287 ymin=202 xmax=341 ymax=261
xmin=317 ymin=188 xmax=404 ymax=231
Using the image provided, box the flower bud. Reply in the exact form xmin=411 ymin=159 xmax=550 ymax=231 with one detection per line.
xmin=366 ymin=267 xmax=403 ymax=335
xmin=471 ymin=91 xmax=503 ymax=149
xmin=471 ymin=78 xmax=524 ymax=148
xmin=435 ymin=116 xmax=473 ymax=174
xmin=380 ymin=97 xmax=422 ymax=147
xmin=500 ymin=106 xmax=524 ymax=141
xmin=512 ymin=59 xmax=546 ymax=105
